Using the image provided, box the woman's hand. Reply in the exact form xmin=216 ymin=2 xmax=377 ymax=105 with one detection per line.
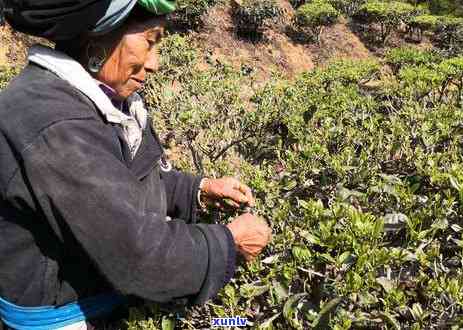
xmin=200 ymin=177 xmax=255 ymax=209
xmin=226 ymin=213 xmax=272 ymax=262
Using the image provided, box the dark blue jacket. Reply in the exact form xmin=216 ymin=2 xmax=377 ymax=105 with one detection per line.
xmin=0 ymin=63 xmax=235 ymax=311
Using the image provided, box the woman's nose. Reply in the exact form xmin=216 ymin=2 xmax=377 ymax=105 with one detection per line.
xmin=144 ymin=53 xmax=159 ymax=73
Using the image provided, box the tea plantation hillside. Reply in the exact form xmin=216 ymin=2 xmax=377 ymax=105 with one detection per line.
xmin=1 ymin=0 xmax=463 ymax=329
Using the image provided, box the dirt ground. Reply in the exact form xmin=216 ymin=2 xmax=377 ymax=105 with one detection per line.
xmin=193 ymin=2 xmax=373 ymax=81
xmin=0 ymin=24 xmax=49 ymax=67
xmin=193 ymin=3 xmax=313 ymax=81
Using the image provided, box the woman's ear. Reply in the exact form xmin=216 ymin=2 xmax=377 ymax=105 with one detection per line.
xmin=86 ymin=42 xmax=109 ymax=73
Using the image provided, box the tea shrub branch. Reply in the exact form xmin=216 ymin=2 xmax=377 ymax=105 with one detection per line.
xmin=294 ymin=0 xmax=340 ymax=44
xmin=232 ymin=0 xmax=282 ymax=39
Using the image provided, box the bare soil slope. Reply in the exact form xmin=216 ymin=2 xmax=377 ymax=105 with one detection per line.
xmin=194 ymin=2 xmax=314 ymax=80
xmin=313 ymin=20 xmax=372 ymax=63
xmin=193 ymin=1 xmax=372 ymax=80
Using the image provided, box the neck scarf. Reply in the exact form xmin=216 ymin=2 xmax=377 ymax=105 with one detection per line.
xmin=28 ymin=44 xmax=148 ymax=159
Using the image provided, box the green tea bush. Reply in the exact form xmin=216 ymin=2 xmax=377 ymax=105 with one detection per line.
xmin=170 ymin=0 xmax=219 ymax=29
xmin=232 ymin=0 xmax=282 ymax=39
xmin=288 ymin=0 xmax=366 ymax=15
xmin=433 ymin=16 xmax=463 ymax=56
xmin=396 ymin=56 xmax=463 ymax=105
xmin=439 ymin=56 xmax=463 ymax=103
xmin=427 ymin=0 xmax=463 ymax=16
xmin=143 ymin=35 xmax=259 ymax=176
xmin=385 ymin=46 xmax=441 ymax=73
xmin=410 ymin=14 xmax=440 ymax=32
xmin=328 ymin=0 xmax=366 ymax=17
xmin=154 ymin=34 xmax=197 ymax=78
xmin=408 ymin=14 xmax=440 ymax=40
xmin=0 ymin=66 xmax=18 ymax=90
xmin=133 ymin=34 xmax=463 ymax=329
xmin=294 ymin=0 xmax=340 ymax=44
xmin=355 ymin=1 xmax=417 ymax=44
xmin=406 ymin=14 xmax=463 ymax=54
xmin=288 ymin=0 xmax=305 ymax=9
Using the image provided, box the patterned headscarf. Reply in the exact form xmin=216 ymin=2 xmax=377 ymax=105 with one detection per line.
xmin=2 ymin=0 xmax=175 ymax=40
xmin=92 ymin=0 xmax=176 ymax=35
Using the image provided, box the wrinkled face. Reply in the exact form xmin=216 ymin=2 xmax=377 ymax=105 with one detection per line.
xmin=96 ymin=17 xmax=164 ymax=100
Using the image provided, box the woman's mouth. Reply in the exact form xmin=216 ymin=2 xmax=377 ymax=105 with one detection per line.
xmin=131 ymin=78 xmax=144 ymax=87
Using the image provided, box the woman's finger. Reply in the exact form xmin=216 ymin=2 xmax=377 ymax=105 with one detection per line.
xmin=243 ymin=187 xmax=255 ymax=207
xmin=220 ymin=178 xmax=253 ymax=205
xmin=244 ymin=248 xmax=262 ymax=261
xmin=217 ymin=197 xmax=241 ymax=209
xmin=236 ymin=182 xmax=255 ymax=206
xmin=227 ymin=190 xmax=249 ymax=206
xmin=226 ymin=198 xmax=241 ymax=208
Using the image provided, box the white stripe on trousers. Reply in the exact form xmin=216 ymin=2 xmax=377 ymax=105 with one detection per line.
xmin=58 ymin=321 xmax=87 ymax=330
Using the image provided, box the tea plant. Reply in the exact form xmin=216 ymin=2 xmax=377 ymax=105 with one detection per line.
xmin=433 ymin=16 xmax=463 ymax=56
xmin=327 ymin=0 xmax=366 ymax=17
xmin=385 ymin=46 xmax=441 ymax=73
xmin=171 ymin=0 xmax=219 ymax=29
xmin=426 ymin=0 xmax=463 ymax=16
xmin=294 ymin=0 xmax=340 ymax=44
xmin=288 ymin=0 xmax=305 ymax=9
xmin=355 ymin=1 xmax=417 ymax=44
xmin=408 ymin=14 xmax=440 ymax=40
xmin=0 ymin=66 xmax=18 ymax=90
xmin=134 ymin=33 xmax=463 ymax=329
xmin=231 ymin=0 xmax=282 ymax=39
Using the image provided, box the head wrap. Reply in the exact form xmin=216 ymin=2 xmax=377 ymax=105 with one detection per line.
xmin=3 ymin=0 xmax=113 ymax=41
xmin=138 ymin=0 xmax=176 ymax=15
xmin=91 ymin=0 xmax=176 ymax=35
xmin=91 ymin=0 xmax=138 ymax=35
xmin=2 ymin=0 xmax=176 ymax=40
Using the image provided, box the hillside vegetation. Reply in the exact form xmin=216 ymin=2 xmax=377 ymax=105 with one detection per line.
xmin=1 ymin=0 xmax=463 ymax=329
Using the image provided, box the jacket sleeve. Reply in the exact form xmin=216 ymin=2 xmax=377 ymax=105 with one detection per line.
xmin=161 ymin=169 xmax=202 ymax=224
xmin=12 ymin=118 xmax=235 ymax=305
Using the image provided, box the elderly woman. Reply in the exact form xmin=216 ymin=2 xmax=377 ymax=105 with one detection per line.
xmin=0 ymin=1 xmax=271 ymax=329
